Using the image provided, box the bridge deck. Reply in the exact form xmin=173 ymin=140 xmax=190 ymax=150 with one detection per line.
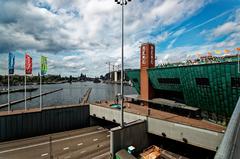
xmin=93 ymin=101 xmax=225 ymax=133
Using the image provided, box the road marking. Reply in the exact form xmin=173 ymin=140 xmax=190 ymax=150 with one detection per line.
xmin=107 ymin=135 xmax=110 ymax=137
xmin=77 ymin=143 xmax=83 ymax=146
xmin=92 ymin=152 xmax=109 ymax=159
xmin=93 ymin=138 xmax=98 ymax=142
xmin=0 ymin=129 xmax=107 ymax=154
xmin=97 ymin=127 xmax=103 ymax=130
xmin=41 ymin=153 xmax=48 ymax=157
xmin=63 ymin=147 xmax=69 ymax=150
xmin=64 ymin=156 xmax=71 ymax=159
xmin=80 ymin=150 xmax=86 ymax=154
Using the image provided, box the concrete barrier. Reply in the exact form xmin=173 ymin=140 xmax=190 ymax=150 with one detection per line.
xmin=148 ymin=117 xmax=223 ymax=151
xmin=90 ymin=104 xmax=146 ymax=124
xmin=0 ymin=104 xmax=89 ymax=141
xmin=110 ymin=120 xmax=149 ymax=158
xmin=90 ymin=104 xmax=224 ymax=151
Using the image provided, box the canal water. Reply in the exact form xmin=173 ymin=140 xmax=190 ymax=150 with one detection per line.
xmin=0 ymin=82 xmax=137 ymax=111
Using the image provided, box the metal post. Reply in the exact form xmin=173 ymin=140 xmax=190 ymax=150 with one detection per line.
xmin=40 ymin=74 xmax=42 ymax=110
xmin=8 ymin=73 xmax=10 ymax=113
xmin=25 ymin=74 xmax=27 ymax=111
xmin=120 ymin=2 xmax=124 ymax=127
xmin=115 ymin=0 xmax=131 ymax=127
xmin=238 ymin=52 xmax=239 ymax=73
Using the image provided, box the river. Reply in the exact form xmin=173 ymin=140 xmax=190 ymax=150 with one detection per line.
xmin=0 ymin=82 xmax=137 ymax=111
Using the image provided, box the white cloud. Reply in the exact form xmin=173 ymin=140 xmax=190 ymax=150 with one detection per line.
xmin=63 ymin=55 xmax=82 ymax=61
xmin=201 ymin=9 xmax=240 ymax=42
xmin=147 ymin=0 xmax=207 ymax=25
xmin=0 ymin=0 xmax=210 ymax=76
xmin=167 ymin=38 xmax=177 ymax=49
xmin=212 ymin=22 xmax=239 ymax=37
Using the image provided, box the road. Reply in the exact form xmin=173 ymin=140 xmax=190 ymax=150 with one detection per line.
xmin=0 ymin=126 xmax=110 ymax=159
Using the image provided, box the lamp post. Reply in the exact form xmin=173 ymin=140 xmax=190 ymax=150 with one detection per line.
xmin=114 ymin=0 xmax=131 ymax=127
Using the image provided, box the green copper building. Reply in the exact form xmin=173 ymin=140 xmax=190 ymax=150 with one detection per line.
xmin=126 ymin=44 xmax=240 ymax=121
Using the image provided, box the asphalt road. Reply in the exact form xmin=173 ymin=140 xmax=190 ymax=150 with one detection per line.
xmin=0 ymin=126 xmax=110 ymax=159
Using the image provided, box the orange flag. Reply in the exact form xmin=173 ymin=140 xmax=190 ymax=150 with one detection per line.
xmin=236 ymin=48 xmax=240 ymax=51
xmin=224 ymin=49 xmax=230 ymax=53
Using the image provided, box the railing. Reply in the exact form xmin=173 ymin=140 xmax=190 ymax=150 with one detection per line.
xmin=215 ymin=97 xmax=240 ymax=159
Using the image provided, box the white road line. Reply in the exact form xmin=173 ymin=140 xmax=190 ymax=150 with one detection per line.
xmin=41 ymin=153 xmax=48 ymax=157
xmin=93 ymin=138 xmax=98 ymax=142
xmin=63 ymin=147 xmax=69 ymax=150
xmin=77 ymin=143 xmax=83 ymax=146
xmin=97 ymin=127 xmax=103 ymax=130
xmin=0 ymin=129 xmax=107 ymax=154
xmin=92 ymin=152 xmax=109 ymax=159
xmin=80 ymin=150 xmax=86 ymax=154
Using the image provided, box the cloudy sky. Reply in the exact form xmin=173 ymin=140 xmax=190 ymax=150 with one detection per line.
xmin=0 ymin=0 xmax=239 ymax=77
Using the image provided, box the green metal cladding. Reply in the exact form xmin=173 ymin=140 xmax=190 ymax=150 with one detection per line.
xmin=126 ymin=69 xmax=140 ymax=94
xmin=126 ymin=62 xmax=240 ymax=117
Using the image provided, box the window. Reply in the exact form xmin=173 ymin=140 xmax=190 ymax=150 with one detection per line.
xmin=132 ymin=78 xmax=139 ymax=83
xmin=195 ymin=78 xmax=209 ymax=86
xmin=158 ymin=78 xmax=181 ymax=84
xmin=231 ymin=77 xmax=240 ymax=87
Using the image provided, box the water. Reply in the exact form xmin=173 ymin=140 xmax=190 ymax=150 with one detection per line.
xmin=0 ymin=82 xmax=137 ymax=111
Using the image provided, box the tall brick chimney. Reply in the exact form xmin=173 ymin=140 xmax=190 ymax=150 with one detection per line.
xmin=140 ymin=43 xmax=155 ymax=102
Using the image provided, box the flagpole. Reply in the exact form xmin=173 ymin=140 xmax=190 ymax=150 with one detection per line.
xmin=40 ymin=69 xmax=42 ymax=110
xmin=238 ymin=51 xmax=240 ymax=73
xmin=25 ymin=73 xmax=27 ymax=111
xmin=8 ymin=72 xmax=10 ymax=113
xmin=25 ymin=54 xmax=27 ymax=111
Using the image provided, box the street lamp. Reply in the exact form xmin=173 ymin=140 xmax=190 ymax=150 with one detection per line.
xmin=114 ymin=0 xmax=131 ymax=127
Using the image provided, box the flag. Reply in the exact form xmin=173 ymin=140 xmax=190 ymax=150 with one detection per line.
xmin=224 ymin=49 xmax=230 ymax=54
xmin=41 ymin=56 xmax=47 ymax=75
xmin=8 ymin=52 xmax=15 ymax=74
xmin=207 ymin=52 xmax=212 ymax=56
xmin=236 ymin=48 xmax=240 ymax=51
xmin=196 ymin=52 xmax=201 ymax=58
xmin=215 ymin=50 xmax=222 ymax=54
xmin=25 ymin=54 xmax=32 ymax=74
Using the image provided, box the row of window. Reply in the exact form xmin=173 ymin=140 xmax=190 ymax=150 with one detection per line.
xmin=132 ymin=77 xmax=240 ymax=87
xmin=158 ymin=78 xmax=181 ymax=84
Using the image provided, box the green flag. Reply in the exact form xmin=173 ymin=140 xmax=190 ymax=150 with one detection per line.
xmin=41 ymin=56 xmax=47 ymax=75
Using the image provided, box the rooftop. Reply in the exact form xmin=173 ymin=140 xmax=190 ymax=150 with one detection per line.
xmin=93 ymin=100 xmax=225 ymax=133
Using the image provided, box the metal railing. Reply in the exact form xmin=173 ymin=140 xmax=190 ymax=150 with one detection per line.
xmin=215 ymin=97 xmax=240 ymax=159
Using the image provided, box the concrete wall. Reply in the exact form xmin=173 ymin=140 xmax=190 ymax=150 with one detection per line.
xmin=148 ymin=117 xmax=223 ymax=151
xmin=110 ymin=120 xmax=149 ymax=158
xmin=90 ymin=104 xmax=224 ymax=151
xmin=90 ymin=104 xmax=146 ymax=124
xmin=0 ymin=105 xmax=89 ymax=141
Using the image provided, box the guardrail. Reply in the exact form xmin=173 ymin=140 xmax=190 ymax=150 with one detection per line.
xmin=215 ymin=97 xmax=240 ymax=159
